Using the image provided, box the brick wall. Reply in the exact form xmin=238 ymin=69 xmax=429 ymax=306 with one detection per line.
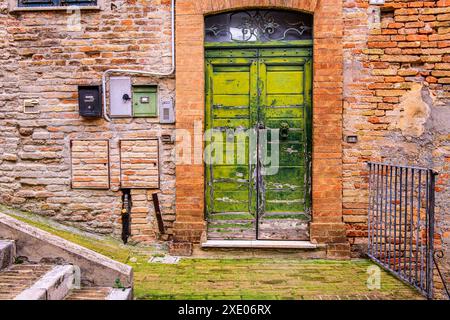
xmin=343 ymin=0 xmax=449 ymax=297
xmin=0 ymin=0 xmax=176 ymax=242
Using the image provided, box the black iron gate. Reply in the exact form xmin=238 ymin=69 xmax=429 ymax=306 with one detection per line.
xmin=367 ymin=162 xmax=442 ymax=299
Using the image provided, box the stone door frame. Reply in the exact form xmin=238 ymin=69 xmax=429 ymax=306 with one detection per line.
xmin=174 ymin=0 xmax=348 ymax=256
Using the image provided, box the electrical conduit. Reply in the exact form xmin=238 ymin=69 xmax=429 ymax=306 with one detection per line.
xmin=102 ymin=0 xmax=175 ymax=122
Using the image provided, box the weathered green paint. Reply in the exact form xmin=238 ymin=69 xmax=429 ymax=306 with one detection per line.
xmin=205 ymin=46 xmax=312 ymax=240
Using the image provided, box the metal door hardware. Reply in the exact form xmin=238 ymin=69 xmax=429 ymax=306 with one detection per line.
xmin=280 ymin=122 xmax=290 ymax=139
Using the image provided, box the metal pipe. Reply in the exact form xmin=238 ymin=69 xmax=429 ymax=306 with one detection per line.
xmin=367 ymin=163 xmax=373 ymax=255
xmin=427 ymin=171 xmax=436 ymax=299
xmin=388 ymin=165 xmax=393 ymax=269
xmin=403 ymin=168 xmax=408 ymax=277
xmin=393 ymin=166 xmax=398 ymax=270
xmin=121 ymin=189 xmax=132 ymax=244
xmin=102 ymin=0 xmax=176 ymax=122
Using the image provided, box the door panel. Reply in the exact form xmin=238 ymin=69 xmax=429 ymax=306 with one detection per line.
xmin=205 ymin=48 xmax=312 ymax=241
xmin=258 ymin=55 xmax=311 ymax=240
xmin=205 ymin=56 xmax=258 ymax=240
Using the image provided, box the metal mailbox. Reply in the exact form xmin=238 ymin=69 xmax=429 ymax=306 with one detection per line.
xmin=132 ymin=85 xmax=158 ymax=117
xmin=78 ymin=86 xmax=102 ymax=118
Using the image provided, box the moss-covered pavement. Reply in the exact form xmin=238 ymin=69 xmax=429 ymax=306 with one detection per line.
xmin=1 ymin=206 xmax=424 ymax=300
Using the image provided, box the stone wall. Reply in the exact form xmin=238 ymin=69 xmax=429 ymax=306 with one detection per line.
xmin=0 ymin=0 xmax=176 ymax=243
xmin=343 ymin=0 xmax=449 ymax=297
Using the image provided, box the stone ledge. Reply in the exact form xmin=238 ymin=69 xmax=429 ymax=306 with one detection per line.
xmin=107 ymin=288 xmax=133 ymax=300
xmin=0 ymin=212 xmax=133 ymax=288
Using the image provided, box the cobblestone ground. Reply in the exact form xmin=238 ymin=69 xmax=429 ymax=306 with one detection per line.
xmin=133 ymin=259 xmax=424 ymax=300
xmin=4 ymin=208 xmax=425 ymax=300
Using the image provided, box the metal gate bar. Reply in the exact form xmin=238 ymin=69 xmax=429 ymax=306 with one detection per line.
xmin=367 ymin=162 xmax=438 ymax=299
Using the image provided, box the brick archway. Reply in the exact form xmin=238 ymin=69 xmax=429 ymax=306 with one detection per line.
xmin=174 ymin=0 xmax=348 ymax=257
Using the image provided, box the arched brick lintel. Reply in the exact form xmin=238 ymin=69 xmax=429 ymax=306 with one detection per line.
xmin=187 ymin=0 xmax=319 ymax=15
xmin=174 ymin=0 xmax=349 ymax=257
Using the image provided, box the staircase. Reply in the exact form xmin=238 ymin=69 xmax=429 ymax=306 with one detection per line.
xmin=0 ymin=240 xmax=132 ymax=300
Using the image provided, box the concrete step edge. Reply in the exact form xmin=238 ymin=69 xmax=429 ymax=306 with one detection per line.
xmin=106 ymin=288 xmax=133 ymax=300
xmin=0 ymin=240 xmax=16 ymax=271
xmin=14 ymin=265 xmax=75 ymax=300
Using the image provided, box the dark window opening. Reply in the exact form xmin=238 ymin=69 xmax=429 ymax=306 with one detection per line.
xmin=18 ymin=0 xmax=97 ymax=8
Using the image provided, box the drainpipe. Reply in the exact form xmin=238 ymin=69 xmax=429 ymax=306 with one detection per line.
xmin=102 ymin=0 xmax=176 ymax=122
xmin=121 ymin=189 xmax=132 ymax=244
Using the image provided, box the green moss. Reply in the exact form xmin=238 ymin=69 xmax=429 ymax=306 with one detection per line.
xmin=210 ymin=223 xmax=254 ymax=229
xmin=2 ymin=208 xmax=133 ymax=263
xmin=0 ymin=205 xmax=424 ymax=300
xmin=209 ymin=214 xmax=254 ymax=220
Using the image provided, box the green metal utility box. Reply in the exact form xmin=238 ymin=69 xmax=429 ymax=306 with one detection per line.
xmin=132 ymin=85 xmax=158 ymax=117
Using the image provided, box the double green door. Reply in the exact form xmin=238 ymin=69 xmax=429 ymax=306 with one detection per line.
xmin=205 ymin=47 xmax=312 ymax=241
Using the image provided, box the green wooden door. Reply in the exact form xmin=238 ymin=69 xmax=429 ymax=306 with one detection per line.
xmin=257 ymin=49 xmax=312 ymax=240
xmin=205 ymin=47 xmax=312 ymax=241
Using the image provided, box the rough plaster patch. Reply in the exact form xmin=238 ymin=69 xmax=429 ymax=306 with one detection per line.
xmin=395 ymin=83 xmax=431 ymax=138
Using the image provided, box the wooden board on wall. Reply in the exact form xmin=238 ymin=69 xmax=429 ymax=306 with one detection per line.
xmin=71 ymin=140 xmax=110 ymax=189
xmin=120 ymin=139 xmax=160 ymax=189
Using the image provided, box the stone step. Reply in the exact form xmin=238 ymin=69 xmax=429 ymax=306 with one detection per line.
xmin=202 ymin=240 xmax=320 ymax=249
xmin=0 ymin=240 xmax=16 ymax=270
xmin=0 ymin=263 xmax=132 ymax=300
xmin=65 ymin=287 xmax=133 ymax=300
xmin=14 ymin=265 xmax=75 ymax=300
xmin=0 ymin=264 xmax=53 ymax=300
xmin=196 ymin=240 xmax=327 ymax=259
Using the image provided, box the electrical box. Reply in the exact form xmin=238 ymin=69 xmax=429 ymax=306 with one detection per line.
xmin=159 ymin=99 xmax=175 ymax=124
xmin=78 ymin=86 xmax=102 ymax=118
xmin=110 ymin=77 xmax=132 ymax=117
xmin=161 ymin=134 xmax=174 ymax=144
xmin=23 ymin=99 xmax=39 ymax=114
xmin=132 ymin=85 xmax=158 ymax=117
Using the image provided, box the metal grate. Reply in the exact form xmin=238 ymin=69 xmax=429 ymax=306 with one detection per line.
xmin=205 ymin=10 xmax=313 ymax=43
xmin=367 ymin=162 xmax=438 ymax=299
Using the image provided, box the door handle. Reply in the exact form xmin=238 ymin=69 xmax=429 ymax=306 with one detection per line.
xmin=257 ymin=123 xmax=265 ymax=130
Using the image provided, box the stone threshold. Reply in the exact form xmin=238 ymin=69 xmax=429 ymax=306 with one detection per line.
xmin=201 ymin=240 xmax=323 ymax=250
